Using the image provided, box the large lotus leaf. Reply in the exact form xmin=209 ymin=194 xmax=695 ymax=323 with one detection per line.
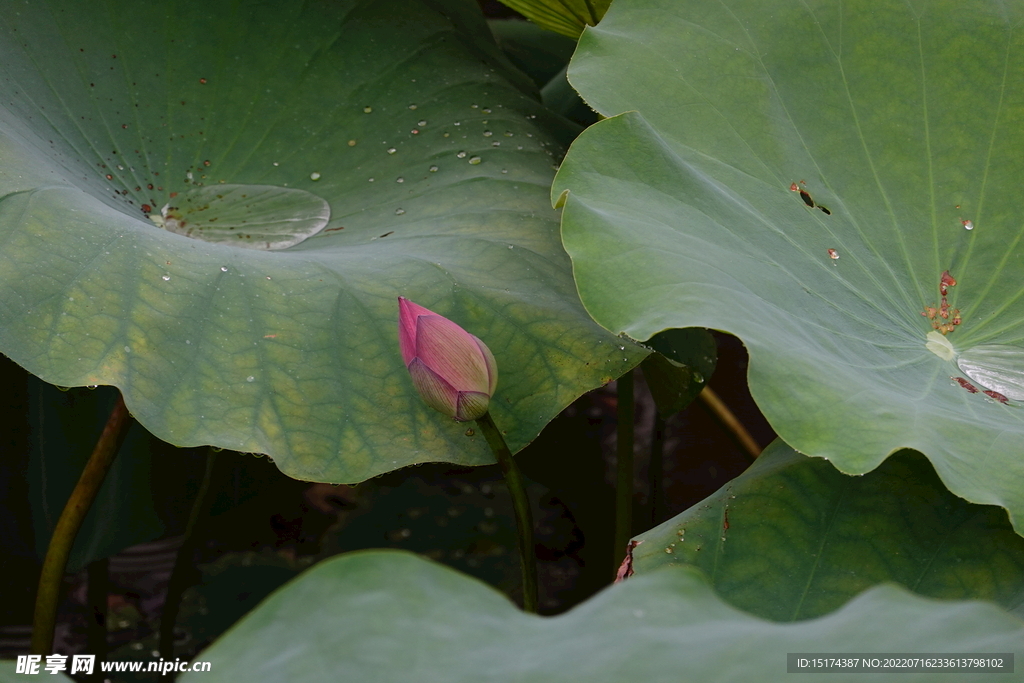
xmin=553 ymin=0 xmax=1024 ymax=531
xmin=182 ymin=550 xmax=1024 ymax=683
xmin=0 ymin=0 xmax=647 ymax=483
xmin=631 ymin=440 xmax=1024 ymax=622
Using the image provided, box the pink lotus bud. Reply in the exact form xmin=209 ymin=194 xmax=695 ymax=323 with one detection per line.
xmin=398 ymin=297 xmax=498 ymax=422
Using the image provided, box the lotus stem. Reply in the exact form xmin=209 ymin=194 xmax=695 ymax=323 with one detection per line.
xmin=698 ymin=386 xmax=762 ymax=459
xmin=613 ymin=370 xmax=635 ymax=576
xmin=476 ymin=411 xmax=538 ymax=613
xmin=648 ymin=411 xmax=667 ymax=526
xmin=31 ymin=392 xmax=130 ymax=655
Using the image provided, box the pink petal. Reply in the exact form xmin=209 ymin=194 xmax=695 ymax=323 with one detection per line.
xmin=407 ymin=358 xmax=459 ymax=418
xmin=455 ymin=391 xmax=491 ymax=422
xmin=397 ymin=297 xmax=434 ymax=365
xmin=415 ymin=314 xmax=490 ymax=393
xmin=471 ymin=334 xmax=498 ymax=395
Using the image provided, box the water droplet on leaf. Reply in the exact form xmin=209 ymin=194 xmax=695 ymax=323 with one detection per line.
xmin=152 ymin=184 xmax=330 ymax=250
xmin=957 ymin=344 xmax=1024 ymax=400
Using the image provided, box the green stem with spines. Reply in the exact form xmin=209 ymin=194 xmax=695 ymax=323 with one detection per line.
xmin=31 ymin=392 xmax=131 ymax=655
xmin=476 ymin=411 xmax=538 ymax=613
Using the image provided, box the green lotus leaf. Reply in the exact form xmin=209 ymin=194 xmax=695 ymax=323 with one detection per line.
xmin=0 ymin=0 xmax=647 ymax=483
xmin=641 ymin=327 xmax=717 ymax=417
xmin=182 ymin=550 xmax=1024 ymax=683
xmin=631 ymin=440 xmax=1024 ymax=621
xmin=553 ymin=0 xmax=1024 ymax=531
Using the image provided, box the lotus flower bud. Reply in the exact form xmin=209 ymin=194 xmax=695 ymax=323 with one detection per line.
xmin=398 ymin=297 xmax=498 ymax=421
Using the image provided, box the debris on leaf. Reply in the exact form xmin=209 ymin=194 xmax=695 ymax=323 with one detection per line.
xmin=951 ymin=376 xmax=978 ymax=393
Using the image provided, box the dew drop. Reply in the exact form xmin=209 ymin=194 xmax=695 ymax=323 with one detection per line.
xmin=962 ymin=219 xmax=974 ymax=230
xmin=468 ymin=156 xmax=481 ymax=165
xmin=492 ymin=142 xmax=500 ymax=147
xmin=124 ymin=346 xmax=131 ymax=353
xmin=387 ymin=147 xmax=397 ymax=155
xmin=456 ymin=150 xmax=467 ymax=158
xmin=247 ymin=376 xmax=255 ymax=382
xmin=504 ymin=131 xmax=514 ymax=137
xmin=396 ymin=177 xmax=404 ymax=183
xmin=429 ymin=165 xmax=438 ymax=172
xmin=395 ymin=208 xmax=405 ymax=215
xmin=408 ymin=103 xmax=417 ymax=110
xmin=483 ymin=130 xmax=493 ymax=137
xmin=221 ymin=266 xmax=228 ymax=272
xmin=348 ymin=140 xmax=356 ymax=146
xmin=363 ymin=106 xmax=372 ymax=113
xmin=418 ymin=120 xmax=427 ymax=126
xmin=470 ymin=103 xmax=478 ymax=109
xmin=957 ymin=344 xmax=1024 ymax=399
xmin=693 ymin=371 xmax=704 ymax=383
xmin=310 ymin=172 xmax=321 ymax=180
xmin=162 ymin=275 xmax=170 ymax=281
xmin=368 ymin=178 xmax=375 ymax=182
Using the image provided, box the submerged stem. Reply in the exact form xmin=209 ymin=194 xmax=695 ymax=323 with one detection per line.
xmin=476 ymin=411 xmax=538 ymax=613
xmin=31 ymin=392 xmax=131 ymax=655
xmin=614 ymin=370 xmax=635 ymax=576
